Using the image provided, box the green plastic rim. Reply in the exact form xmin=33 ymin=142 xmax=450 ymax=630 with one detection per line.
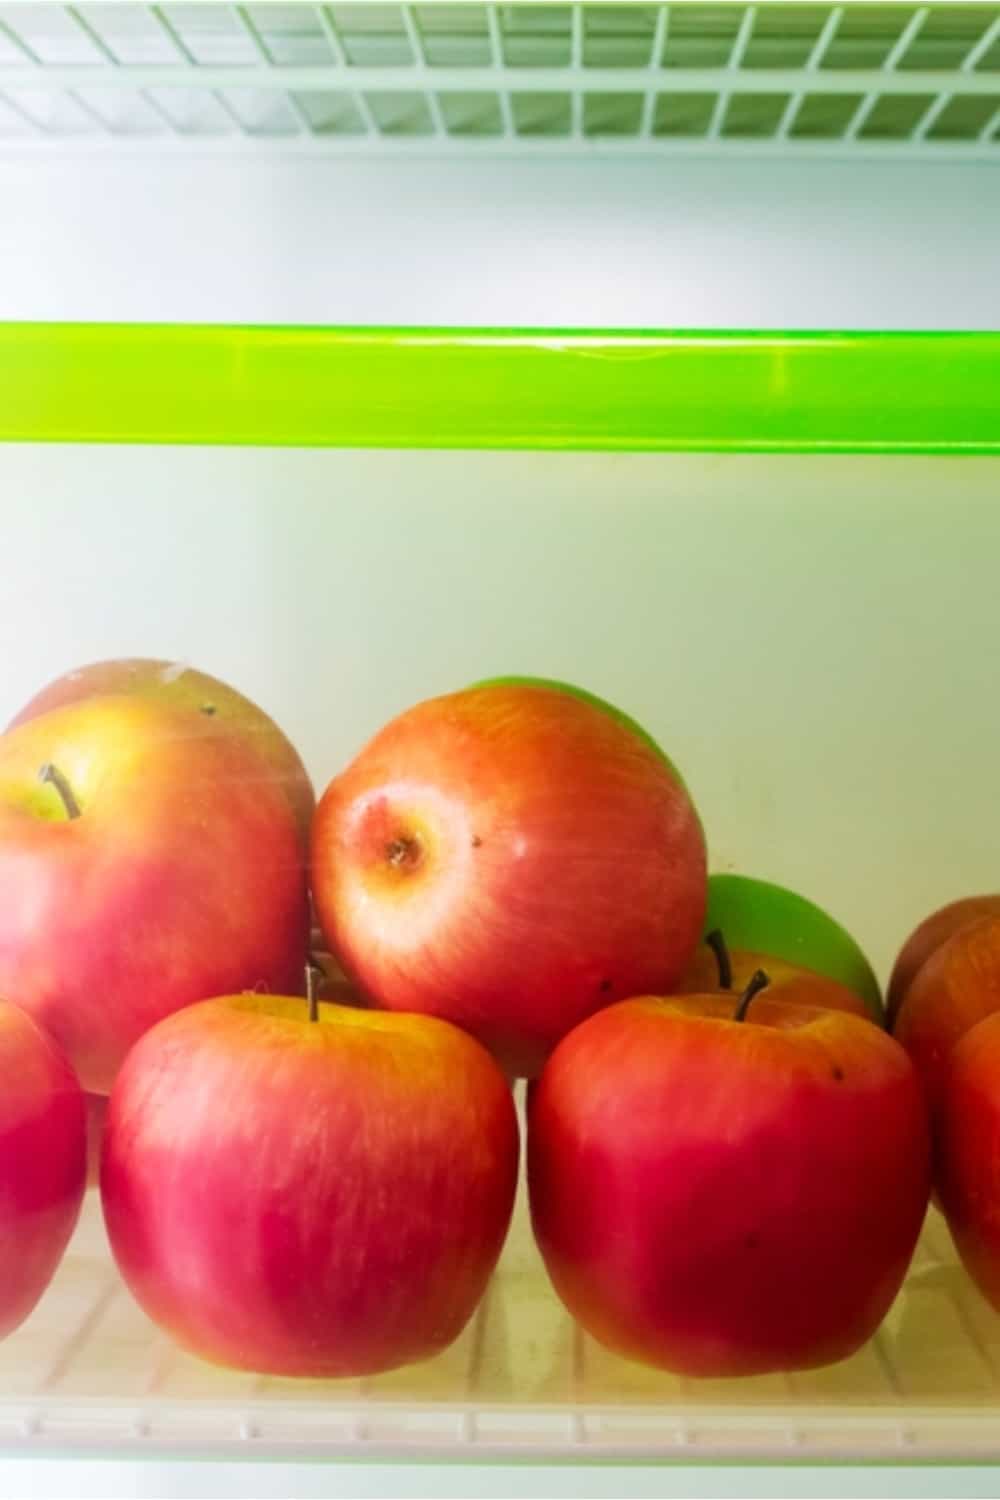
xmin=3 ymin=324 xmax=1000 ymax=453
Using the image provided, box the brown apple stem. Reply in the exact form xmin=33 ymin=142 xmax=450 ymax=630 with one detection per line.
xmin=305 ymin=963 xmax=320 ymax=1024
xmin=705 ymin=928 xmax=733 ymax=990
xmin=733 ymin=969 xmax=771 ymax=1023
xmin=38 ymin=762 xmax=81 ymax=820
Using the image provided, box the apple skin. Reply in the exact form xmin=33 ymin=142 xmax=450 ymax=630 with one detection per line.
xmin=700 ymin=874 xmax=883 ymax=1023
xmin=311 ymin=681 xmax=707 ymax=1077
xmin=528 ymin=991 xmax=929 ymax=1377
xmin=887 ymin=895 xmax=1000 ymax=1030
xmin=85 ymin=1093 xmax=108 ymax=1189
xmin=892 ymin=916 xmax=1000 ymax=1111
xmin=937 ymin=1011 xmax=1000 ymax=1312
xmin=9 ymin=659 xmax=314 ymax=849
xmin=676 ymin=944 xmax=872 ymax=1022
xmin=0 ymin=695 xmax=309 ymax=1094
xmin=101 ymin=994 xmax=519 ymax=1378
xmin=0 ymin=1002 xmax=86 ymax=1338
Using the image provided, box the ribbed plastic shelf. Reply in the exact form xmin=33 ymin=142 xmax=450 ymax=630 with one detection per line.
xmin=0 ymin=3 xmax=998 ymax=158
xmin=3 ymin=1170 xmax=1000 ymax=1463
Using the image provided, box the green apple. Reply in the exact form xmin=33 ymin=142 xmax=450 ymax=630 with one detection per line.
xmin=697 ymin=873 xmax=883 ymax=1024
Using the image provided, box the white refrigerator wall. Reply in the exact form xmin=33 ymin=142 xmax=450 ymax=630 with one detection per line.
xmin=1 ymin=441 xmax=998 ymax=986
xmin=1 ymin=154 xmax=1000 ymax=326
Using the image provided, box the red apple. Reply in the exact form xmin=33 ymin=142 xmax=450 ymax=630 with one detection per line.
xmin=101 ymin=993 xmax=519 ymax=1377
xmin=888 ymin=895 xmax=1000 ymax=1029
xmin=677 ymin=931 xmax=873 ymax=1022
xmin=892 ymin=915 xmax=1000 ymax=1110
xmin=85 ymin=1093 xmax=108 ymax=1189
xmin=312 ymin=680 xmax=706 ymax=1077
xmin=528 ymin=980 xmax=929 ymax=1377
xmin=0 ymin=1002 xmax=86 ymax=1337
xmin=0 ymin=695 xmax=309 ymax=1093
xmin=9 ymin=658 xmax=314 ymax=849
xmin=937 ymin=1010 xmax=1000 ymax=1311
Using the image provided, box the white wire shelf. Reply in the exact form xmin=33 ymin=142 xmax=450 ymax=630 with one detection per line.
xmin=0 ymin=3 xmax=998 ymax=158
xmin=5 ymin=1175 xmax=1000 ymax=1462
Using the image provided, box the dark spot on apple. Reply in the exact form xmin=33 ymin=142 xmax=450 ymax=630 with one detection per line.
xmin=200 ymin=703 xmax=217 ymax=716
xmin=832 ymin=1066 xmax=845 ymax=1081
xmin=471 ymin=835 xmax=483 ymax=848
xmin=599 ymin=978 xmax=613 ymax=993
xmin=744 ymin=1231 xmax=759 ymax=1249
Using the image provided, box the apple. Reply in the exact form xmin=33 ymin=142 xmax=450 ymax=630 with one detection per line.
xmin=887 ymin=895 xmax=1000 ymax=1029
xmin=528 ymin=976 xmax=930 ymax=1377
xmin=677 ymin=929 xmax=873 ymax=1021
xmin=937 ymin=1010 xmax=1000 ymax=1312
xmin=892 ymin=915 xmax=1000 ymax=1110
xmin=9 ymin=658 xmax=314 ymax=849
xmin=101 ymin=992 xmax=519 ymax=1377
xmin=311 ymin=679 xmax=707 ymax=1077
xmin=0 ymin=695 xmax=309 ymax=1093
xmin=694 ymin=873 xmax=883 ymax=1023
xmin=0 ymin=1002 xmax=86 ymax=1338
xmin=85 ymin=1093 xmax=108 ymax=1189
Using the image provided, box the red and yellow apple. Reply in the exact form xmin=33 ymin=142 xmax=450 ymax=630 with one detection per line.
xmin=528 ymin=981 xmax=929 ymax=1377
xmin=892 ymin=915 xmax=1000 ymax=1110
xmin=0 ymin=695 xmax=309 ymax=1093
xmin=101 ymin=994 xmax=519 ymax=1377
xmin=9 ymin=658 xmax=314 ymax=849
xmin=312 ymin=679 xmax=706 ymax=1077
xmin=887 ymin=895 xmax=1000 ymax=1029
xmin=678 ymin=931 xmax=872 ymax=1022
xmin=0 ymin=1002 xmax=86 ymax=1337
xmin=937 ymin=1010 xmax=1000 ymax=1312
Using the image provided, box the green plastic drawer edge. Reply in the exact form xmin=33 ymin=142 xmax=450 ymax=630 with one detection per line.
xmin=2 ymin=324 xmax=999 ymax=454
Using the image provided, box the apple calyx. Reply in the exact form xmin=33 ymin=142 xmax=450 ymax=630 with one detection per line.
xmin=705 ymin=928 xmax=733 ymax=990
xmin=305 ymin=964 xmax=321 ymax=1024
xmin=38 ymin=762 xmax=81 ymax=821
xmin=386 ymin=835 xmax=421 ymax=872
xmin=733 ymin=969 xmax=771 ymax=1024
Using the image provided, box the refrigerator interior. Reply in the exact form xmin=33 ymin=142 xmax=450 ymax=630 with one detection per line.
xmin=3 ymin=0 xmax=1000 ymax=1486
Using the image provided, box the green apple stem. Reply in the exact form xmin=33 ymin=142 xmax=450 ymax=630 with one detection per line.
xmin=38 ymin=762 xmax=81 ymax=820
xmin=705 ymin=928 xmax=733 ymax=990
xmin=733 ymin=969 xmax=771 ymax=1023
xmin=305 ymin=963 xmax=320 ymax=1024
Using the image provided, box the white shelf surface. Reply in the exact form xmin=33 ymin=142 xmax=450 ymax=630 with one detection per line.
xmin=6 ymin=1170 xmax=1000 ymax=1464
xmin=0 ymin=2 xmax=998 ymax=158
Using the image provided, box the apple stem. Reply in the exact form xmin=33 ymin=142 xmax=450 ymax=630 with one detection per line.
xmin=305 ymin=963 xmax=320 ymax=1024
xmin=38 ymin=762 xmax=81 ymax=820
xmin=733 ymin=969 xmax=771 ymax=1023
xmin=705 ymin=928 xmax=733 ymax=990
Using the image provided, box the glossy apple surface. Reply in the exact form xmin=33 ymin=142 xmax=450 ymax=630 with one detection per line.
xmin=892 ymin=915 xmax=1000 ymax=1110
xmin=699 ymin=874 xmax=883 ymax=1022
xmin=676 ymin=942 xmax=872 ymax=1021
xmin=9 ymin=658 xmax=314 ymax=848
xmin=937 ymin=1010 xmax=1000 ymax=1311
xmin=312 ymin=680 xmax=706 ymax=1076
xmin=101 ymin=994 xmax=519 ymax=1377
xmin=887 ymin=895 xmax=1000 ymax=1029
xmin=528 ymin=988 xmax=929 ymax=1377
xmin=0 ymin=695 xmax=309 ymax=1093
xmin=0 ymin=1002 xmax=86 ymax=1337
